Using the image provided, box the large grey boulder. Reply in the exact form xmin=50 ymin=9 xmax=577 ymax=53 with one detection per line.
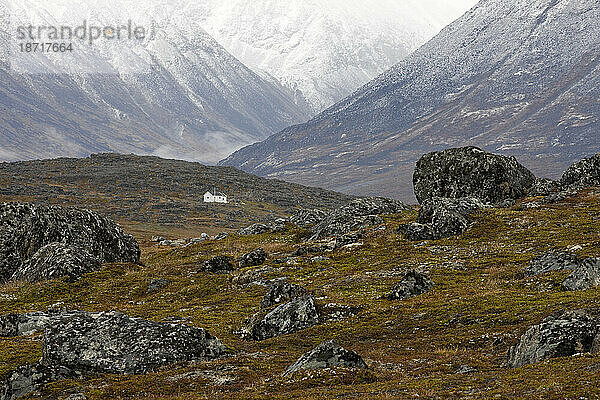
xmin=10 ymin=243 xmax=101 ymax=283
xmin=202 ymin=256 xmax=235 ymax=273
xmin=311 ymin=197 xmax=409 ymax=240
xmin=247 ymin=296 xmax=319 ymax=341
xmin=283 ymin=340 xmax=367 ymax=377
xmin=508 ymin=309 xmax=600 ymax=368
xmin=397 ymin=197 xmax=486 ymax=241
xmin=261 ymin=280 xmax=307 ymax=309
xmin=413 ymin=147 xmax=535 ymax=204
xmin=387 ymin=270 xmax=434 ymax=300
xmin=562 ymin=258 xmax=600 ymax=291
xmin=1 ymin=364 xmax=76 ymax=400
xmin=0 ymin=202 xmax=140 ymax=283
xmin=524 ymin=250 xmax=580 ymax=276
xmin=239 ymin=248 xmax=267 ymax=268
xmin=42 ymin=311 xmax=227 ymax=375
xmin=561 ymin=153 xmax=600 ymax=190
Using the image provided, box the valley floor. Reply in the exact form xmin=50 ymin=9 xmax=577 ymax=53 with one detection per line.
xmin=1 ymin=190 xmax=599 ymax=399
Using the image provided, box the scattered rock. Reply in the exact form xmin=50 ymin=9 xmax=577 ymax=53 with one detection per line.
xmin=508 ymin=309 xmax=600 ymax=368
xmin=65 ymin=394 xmax=87 ymax=400
xmin=528 ymin=178 xmax=560 ymax=197
xmin=561 ymin=153 xmax=600 ymax=190
xmin=146 ymin=278 xmax=171 ymax=293
xmin=151 ymin=236 xmax=165 ymax=243
xmin=238 ymin=220 xmax=285 ymax=236
xmin=0 ymin=312 xmax=52 ymax=337
xmin=311 ymin=256 xmax=329 ymax=262
xmin=290 ymin=246 xmax=324 ymax=257
xmin=246 ymin=296 xmax=319 ymax=341
xmin=387 ymin=270 xmax=434 ymax=300
xmin=10 ymin=243 xmax=101 ymax=283
xmin=283 ymin=340 xmax=367 ymax=377
xmin=397 ymin=197 xmax=486 ymax=241
xmin=562 ymin=258 xmax=600 ymax=291
xmin=310 ymin=197 xmax=410 ymax=240
xmin=1 ymin=363 xmax=76 ymax=400
xmin=455 ymin=365 xmax=478 ymax=374
xmin=261 ymin=280 xmax=307 ymax=309
xmin=239 ymin=248 xmax=267 ymax=268
xmin=0 ymin=202 xmax=140 ymax=283
xmin=524 ymin=250 xmax=580 ymax=276
xmin=413 ymin=147 xmax=535 ymax=204
xmin=202 ymin=256 xmax=235 ymax=273
xmin=214 ymin=232 xmax=229 ymax=240
xmin=327 ymin=232 xmax=364 ymax=250
xmin=288 ymin=209 xmax=327 ymax=228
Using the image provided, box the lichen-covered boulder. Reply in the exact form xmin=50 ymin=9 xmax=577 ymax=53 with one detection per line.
xmin=247 ymin=296 xmax=319 ymax=341
xmin=397 ymin=197 xmax=485 ymax=241
xmin=561 ymin=153 xmax=600 ymax=189
xmin=10 ymin=243 xmax=101 ymax=283
xmin=0 ymin=202 xmax=140 ymax=283
xmin=387 ymin=270 xmax=434 ymax=300
xmin=42 ymin=311 xmax=227 ymax=375
xmin=507 ymin=309 xmax=600 ymax=368
xmin=311 ymin=197 xmax=409 ymax=240
xmin=413 ymin=147 xmax=536 ymax=204
xmin=562 ymin=258 xmax=600 ymax=291
xmin=261 ymin=280 xmax=307 ymax=309
xmin=1 ymin=363 xmax=75 ymax=400
xmin=202 ymin=256 xmax=235 ymax=273
xmin=239 ymin=248 xmax=267 ymax=268
xmin=524 ymin=250 xmax=580 ymax=276
xmin=283 ymin=340 xmax=367 ymax=376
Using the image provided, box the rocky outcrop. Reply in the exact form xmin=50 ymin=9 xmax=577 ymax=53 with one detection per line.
xmin=283 ymin=340 xmax=367 ymax=377
xmin=387 ymin=270 xmax=434 ymax=300
xmin=239 ymin=248 xmax=267 ymax=268
xmin=413 ymin=147 xmax=535 ymax=204
xmin=10 ymin=243 xmax=101 ymax=283
xmin=562 ymin=258 xmax=600 ymax=291
xmin=524 ymin=250 xmax=580 ymax=276
xmin=261 ymin=280 xmax=307 ymax=309
xmin=289 ymin=209 xmax=327 ymax=228
xmin=561 ymin=153 xmax=600 ymax=190
xmin=202 ymin=256 xmax=235 ymax=273
xmin=397 ymin=197 xmax=486 ymax=241
xmin=246 ymin=296 xmax=319 ymax=341
xmin=507 ymin=309 xmax=600 ymax=368
xmin=311 ymin=197 xmax=409 ymax=240
xmin=1 ymin=310 xmax=227 ymax=400
xmin=528 ymin=178 xmax=560 ymax=197
xmin=238 ymin=219 xmax=286 ymax=236
xmin=0 ymin=202 xmax=140 ymax=283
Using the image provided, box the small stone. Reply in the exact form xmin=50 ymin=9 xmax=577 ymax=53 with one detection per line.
xmin=387 ymin=270 xmax=434 ymax=300
xmin=202 ymin=256 xmax=234 ymax=273
xmin=146 ymin=278 xmax=171 ymax=293
xmin=283 ymin=340 xmax=367 ymax=376
xmin=239 ymin=248 xmax=267 ymax=268
xmin=247 ymin=296 xmax=319 ymax=341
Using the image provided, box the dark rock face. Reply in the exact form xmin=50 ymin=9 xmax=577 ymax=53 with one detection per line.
xmin=397 ymin=197 xmax=485 ymax=241
xmin=311 ymin=197 xmax=409 ymax=240
xmin=261 ymin=281 xmax=307 ymax=309
xmin=562 ymin=258 xmax=600 ymax=291
xmin=247 ymin=296 xmax=319 ymax=341
xmin=524 ymin=250 xmax=580 ymax=276
xmin=508 ymin=310 xmax=600 ymax=368
xmin=289 ymin=209 xmax=327 ymax=228
xmin=239 ymin=248 xmax=267 ymax=268
xmin=202 ymin=256 xmax=235 ymax=273
xmin=283 ymin=340 xmax=367 ymax=377
xmin=387 ymin=270 xmax=434 ymax=300
xmin=561 ymin=153 xmax=600 ymax=189
xmin=1 ymin=363 xmax=76 ymax=400
xmin=413 ymin=147 xmax=535 ymax=204
xmin=10 ymin=243 xmax=101 ymax=283
xmin=42 ymin=311 xmax=227 ymax=375
xmin=0 ymin=202 xmax=140 ymax=283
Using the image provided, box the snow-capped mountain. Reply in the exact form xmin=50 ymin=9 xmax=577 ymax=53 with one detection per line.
xmin=0 ymin=0 xmax=310 ymax=163
xmin=190 ymin=0 xmax=478 ymax=112
xmin=221 ymin=0 xmax=600 ymax=201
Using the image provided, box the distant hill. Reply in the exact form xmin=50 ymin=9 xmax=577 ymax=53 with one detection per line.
xmin=0 ymin=154 xmax=354 ymax=228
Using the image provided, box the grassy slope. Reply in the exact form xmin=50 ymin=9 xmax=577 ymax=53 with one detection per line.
xmin=0 ymin=190 xmax=599 ymax=399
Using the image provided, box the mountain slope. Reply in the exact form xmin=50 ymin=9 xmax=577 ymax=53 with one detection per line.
xmin=188 ymin=0 xmax=478 ymax=112
xmin=0 ymin=0 xmax=310 ymax=163
xmin=221 ymin=0 xmax=600 ymax=200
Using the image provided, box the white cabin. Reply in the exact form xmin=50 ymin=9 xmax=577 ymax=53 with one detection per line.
xmin=204 ymin=189 xmax=228 ymax=204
